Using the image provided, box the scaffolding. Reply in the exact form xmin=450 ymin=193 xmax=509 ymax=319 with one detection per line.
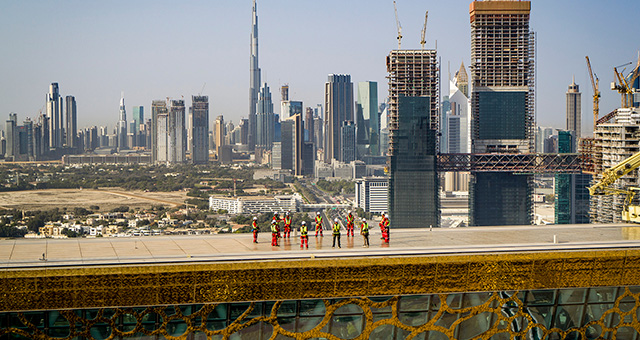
xmin=437 ymin=153 xmax=582 ymax=174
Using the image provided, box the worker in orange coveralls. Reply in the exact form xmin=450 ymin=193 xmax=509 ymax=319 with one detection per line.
xmin=380 ymin=213 xmax=390 ymax=243
xmin=315 ymin=211 xmax=324 ymax=237
xmin=283 ymin=211 xmax=292 ymax=238
xmin=272 ymin=212 xmax=281 ymax=238
xmin=251 ymin=216 xmax=259 ymax=243
xmin=345 ymin=210 xmax=355 ymax=237
xmin=300 ymin=221 xmax=309 ymax=249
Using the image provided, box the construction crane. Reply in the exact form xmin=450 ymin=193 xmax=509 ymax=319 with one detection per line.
xmin=199 ymin=82 xmax=206 ymax=96
xmin=612 ymin=58 xmax=640 ymax=109
xmin=586 ymin=56 xmax=601 ymax=131
xmin=420 ymin=11 xmax=428 ymax=49
xmin=393 ymin=1 xmax=402 ymax=49
xmin=589 ymin=150 xmax=640 ymax=223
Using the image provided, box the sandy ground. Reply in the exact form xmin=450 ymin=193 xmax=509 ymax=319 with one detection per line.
xmin=0 ymin=188 xmax=189 ymax=211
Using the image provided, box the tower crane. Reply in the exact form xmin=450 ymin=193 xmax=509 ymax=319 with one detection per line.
xmin=589 ymin=150 xmax=640 ymax=223
xmin=585 ymin=56 xmax=600 ymax=132
xmin=612 ymin=58 xmax=640 ymax=109
xmin=420 ymin=11 xmax=428 ymax=50
xmin=393 ymin=1 xmax=402 ymax=49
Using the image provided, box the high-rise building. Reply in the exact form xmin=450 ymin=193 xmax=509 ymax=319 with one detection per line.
xmin=116 ymin=94 xmax=128 ymax=150
xmin=279 ymin=113 xmax=303 ymax=175
xmin=152 ymin=100 xmax=185 ymax=164
xmin=447 ymin=63 xmax=471 ymax=154
xmin=469 ymin=0 xmax=535 ymax=226
xmin=324 ymin=74 xmax=353 ymax=162
xmin=389 ymin=96 xmax=439 ymax=228
xmin=214 ymin=115 xmax=225 ymax=160
xmin=65 ymin=96 xmax=77 ymax=148
xmin=256 ymin=83 xmax=274 ymax=151
xmin=555 ymin=131 xmax=590 ymax=224
xmin=305 ymin=107 xmax=314 ymax=144
xmin=46 ymin=83 xmax=63 ymax=149
xmin=566 ymin=78 xmax=581 ymax=152
xmin=340 ymin=121 xmax=356 ymax=163
xmin=191 ymin=96 xmax=209 ymax=164
xmin=5 ymin=113 xmax=17 ymax=159
xmin=356 ymin=81 xmax=378 ymax=156
xmin=248 ymin=0 xmax=261 ymax=151
xmin=132 ymin=106 xmax=144 ymax=130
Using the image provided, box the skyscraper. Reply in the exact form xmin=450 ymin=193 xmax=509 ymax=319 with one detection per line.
xmin=324 ymin=74 xmax=353 ymax=162
xmin=256 ymin=83 xmax=274 ymax=151
xmin=340 ymin=121 xmax=356 ymax=163
xmin=469 ymin=0 xmax=535 ymax=226
xmin=46 ymin=83 xmax=63 ymax=149
xmin=214 ymin=115 xmax=225 ymax=159
xmin=5 ymin=113 xmax=17 ymax=159
xmin=386 ymin=49 xmax=440 ymax=228
xmin=566 ymin=78 xmax=581 ymax=152
xmin=305 ymin=107 xmax=314 ymax=144
xmin=191 ymin=96 xmax=209 ymax=164
xmin=152 ymin=100 xmax=185 ymax=164
xmin=356 ymin=81 xmax=378 ymax=156
xmin=248 ymin=0 xmax=261 ymax=151
xmin=117 ymin=94 xmax=128 ymax=150
xmin=65 ymin=96 xmax=77 ymax=148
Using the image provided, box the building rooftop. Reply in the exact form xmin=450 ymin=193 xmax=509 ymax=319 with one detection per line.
xmin=2 ymin=223 xmax=640 ymax=269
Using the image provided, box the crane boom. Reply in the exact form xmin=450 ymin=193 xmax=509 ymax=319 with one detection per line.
xmin=589 ymin=150 xmax=640 ymax=223
xmin=420 ymin=11 xmax=428 ymax=49
xmin=393 ymin=1 xmax=402 ymax=49
xmin=586 ymin=56 xmax=600 ymax=131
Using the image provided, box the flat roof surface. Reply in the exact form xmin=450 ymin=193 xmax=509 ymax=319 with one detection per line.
xmin=2 ymin=224 xmax=640 ymax=268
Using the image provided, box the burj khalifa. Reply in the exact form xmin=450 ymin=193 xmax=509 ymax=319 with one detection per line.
xmin=248 ymin=0 xmax=261 ymax=152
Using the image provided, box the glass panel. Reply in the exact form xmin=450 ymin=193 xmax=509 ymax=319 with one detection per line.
xmin=89 ymin=324 xmax=112 ymax=340
xmin=558 ymin=288 xmax=587 ymax=304
xmin=446 ymin=294 xmax=462 ymax=309
xmin=620 ymin=303 xmax=635 ymax=321
xmin=525 ymin=290 xmax=556 ymax=305
xmin=430 ymin=295 xmax=442 ymax=312
xmin=207 ymin=304 xmax=228 ymax=320
xmin=455 ymin=312 xmax=495 ymax=340
xmin=371 ymin=305 xmax=392 ymax=314
xmin=584 ymin=303 xmax=613 ymax=325
xmin=461 ymin=292 xmax=491 ymax=308
xmin=587 ymin=287 xmax=617 ymax=303
xmin=424 ymin=330 xmax=449 ymax=340
xmin=166 ymin=320 xmax=188 ymax=337
xmin=399 ymin=295 xmax=430 ymax=312
xmin=399 ymin=311 xmax=428 ymax=327
xmin=205 ymin=321 xmax=226 ymax=332
xmin=333 ymin=304 xmax=363 ymax=315
xmin=373 ymin=312 xmax=391 ymax=323
xmin=526 ymin=305 xmax=554 ymax=329
xmin=229 ymin=321 xmax=273 ymax=340
xmin=277 ymin=301 xmax=297 ymax=317
xmin=329 ymin=315 xmax=363 ymax=339
xmin=586 ymin=324 xmax=602 ymax=339
xmin=296 ymin=316 xmax=323 ymax=333
xmin=434 ymin=311 xmax=458 ymax=329
xmin=370 ymin=324 xmax=397 ymax=340
xmin=300 ymin=300 xmax=326 ymax=316
xmin=615 ymin=327 xmax=638 ymax=340
xmin=554 ymin=305 xmax=583 ymax=331
xmin=488 ymin=333 xmax=511 ymax=340
xmin=278 ymin=317 xmax=296 ymax=332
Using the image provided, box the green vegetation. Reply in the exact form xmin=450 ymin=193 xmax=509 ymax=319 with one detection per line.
xmin=316 ymin=179 xmax=355 ymax=195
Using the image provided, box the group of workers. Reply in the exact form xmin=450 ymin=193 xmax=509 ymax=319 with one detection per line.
xmin=251 ymin=210 xmax=391 ymax=249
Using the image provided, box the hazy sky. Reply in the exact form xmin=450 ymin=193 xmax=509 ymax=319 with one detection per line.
xmin=1 ymin=0 xmax=638 ymax=137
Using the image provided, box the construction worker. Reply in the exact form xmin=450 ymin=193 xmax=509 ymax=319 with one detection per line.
xmin=332 ymin=218 xmax=341 ymax=248
xmin=300 ymin=221 xmax=309 ymax=249
xmin=271 ymin=220 xmax=279 ymax=246
xmin=381 ymin=214 xmax=390 ymax=244
xmin=315 ymin=211 xmax=324 ymax=237
xmin=360 ymin=218 xmax=369 ymax=247
xmin=283 ymin=211 xmax=292 ymax=238
xmin=379 ymin=213 xmax=388 ymax=239
xmin=345 ymin=210 xmax=355 ymax=237
xmin=272 ymin=212 xmax=281 ymax=238
xmin=251 ymin=216 xmax=259 ymax=243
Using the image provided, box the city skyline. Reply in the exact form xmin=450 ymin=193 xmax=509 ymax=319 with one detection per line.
xmin=1 ymin=0 xmax=639 ymax=135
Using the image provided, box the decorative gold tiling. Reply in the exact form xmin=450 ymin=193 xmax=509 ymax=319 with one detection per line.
xmin=2 ymin=250 xmax=640 ymax=312
xmin=2 ymin=288 xmax=640 ymax=339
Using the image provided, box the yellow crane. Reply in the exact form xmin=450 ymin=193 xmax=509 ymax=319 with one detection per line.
xmin=420 ymin=11 xmax=428 ymax=49
xmin=393 ymin=1 xmax=402 ymax=49
xmin=585 ymin=56 xmax=600 ymax=131
xmin=612 ymin=57 xmax=640 ymax=108
xmin=589 ymin=150 xmax=640 ymax=223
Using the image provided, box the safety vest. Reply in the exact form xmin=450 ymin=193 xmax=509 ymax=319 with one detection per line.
xmin=315 ymin=216 xmax=323 ymax=225
xmin=272 ymin=216 xmax=279 ymax=224
xmin=284 ymin=216 xmax=292 ymax=226
xmin=300 ymin=225 xmax=308 ymax=236
xmin=252 ymin=221 xmax=258 ymax=232
xmin=361 ymin=222 xmax=369 ymax=234
xmin=333 ymin=223 xmax=340 ymax=234
xmin=347 ymin=214 xmax=354 ymax=223
xmin=271 ymin=224 xmax=277 ymax=233
xmin=381 ymin=217 xmax=389 ymax=227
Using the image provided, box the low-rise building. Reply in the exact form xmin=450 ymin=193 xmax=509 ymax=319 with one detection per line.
xmin=209 ymin=194 xmax=302 ymax=214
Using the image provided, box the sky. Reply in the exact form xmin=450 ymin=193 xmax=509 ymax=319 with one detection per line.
xmin=1 ymin=0 xmax=639 ymax=137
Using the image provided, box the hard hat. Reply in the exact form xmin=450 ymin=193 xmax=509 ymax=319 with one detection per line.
xmin=362 ymin=218 xmax=366 ymax=222
xmin=253 ymin=217 xmax=257 ymax=220
xmin=286 ymin=212 xmax=290 ymax=216
xmin=274 ymin=212 xmax=278 ymax=215
xmin=271 ymin=220 xmax=276 ymax=224
xmin=317 ymin=212 xmax=320 ymax=215
xmin=302 ymin=221 xmax=306 ymax=225
xmin=348 ymin=210 xmax=352 ymax=214
xmin=334 ymin=218 xmax=339 ymax=222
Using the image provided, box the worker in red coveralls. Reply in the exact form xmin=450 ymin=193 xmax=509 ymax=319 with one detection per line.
xmin=283 ymin=211 xmax=292 ymax=238
xmin=251 ymin=216 xmax=259 ymax=243
xmin=380 ymin=213 xmax=390 ymax=243
xmin=300 ymin=221 xmax=309 ymax=249
xmin=314 ymin=211 xmax=324 ymax=237
xmin=379 ymin=213 xmax=387 ymax=239
xmin=272 ymin=212 xmax=281 ymax=238
xmin=270 ymin=220 xmax=279 ymax=246
xmin=345 ymin=210 xmax=355 ymax=237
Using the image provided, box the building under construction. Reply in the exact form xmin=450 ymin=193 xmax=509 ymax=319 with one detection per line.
xmin=469 ymin=0 xmax=536 ymax=226
xmin=386 ymin=49 xmax=440 ymax=228
xmin=590 ymin=108 xmax=640 ymax=223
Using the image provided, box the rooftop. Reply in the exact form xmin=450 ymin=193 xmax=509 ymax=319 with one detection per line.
xmin=3 ymin=223 xmax=640 ymax=269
